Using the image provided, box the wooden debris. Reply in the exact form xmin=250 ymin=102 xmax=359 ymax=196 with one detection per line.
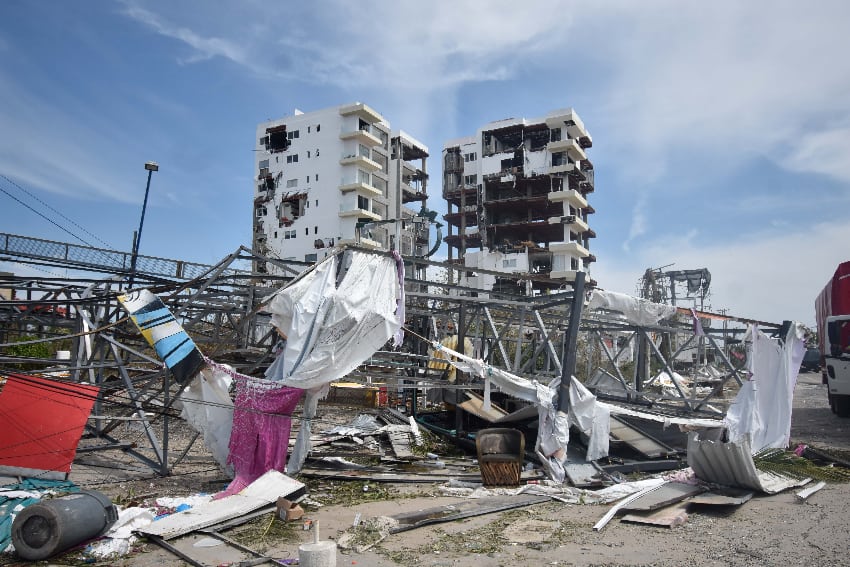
xmin=621 ymin=501 xmax=689 ymax=528
xmin=620 ymin=481 xmax=704 ymax=512
xmin=609 ymin=415 xmax=676 ymax=458
xmin=687 ymin=488 xmax=754 ymax=506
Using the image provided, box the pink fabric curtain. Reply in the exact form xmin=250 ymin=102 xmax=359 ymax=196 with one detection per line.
xmin=220 ymin=377 xmax=303 ymax=496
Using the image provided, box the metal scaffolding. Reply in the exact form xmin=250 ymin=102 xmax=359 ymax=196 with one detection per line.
xmin=1 ymin=232 xmax=770 ymax=477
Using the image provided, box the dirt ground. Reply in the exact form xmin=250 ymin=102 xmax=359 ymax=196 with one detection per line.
xmin=6 ymin=370 xmax=850 ymax=567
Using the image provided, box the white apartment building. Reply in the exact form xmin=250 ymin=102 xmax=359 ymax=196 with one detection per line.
xmin=253 ymin=102 xmax=429 ymax=275
xmin=442 ymin=108 xmax=594 ymax=293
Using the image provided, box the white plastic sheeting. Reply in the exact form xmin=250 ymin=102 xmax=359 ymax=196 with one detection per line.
xmin=428 ymin=341 xmax=610 ymax=481
xmin=265 ymin=251 xmax=403 ymax=389
xmin=587 ymin=289 xmax=678 ymax=326
xmin=263 ymin=250 xmax=404 ymax=473
xmin=180 ymin=366 xmax=234 ymax=473
xmin=724 ymin=323 xmax=806 ymax=453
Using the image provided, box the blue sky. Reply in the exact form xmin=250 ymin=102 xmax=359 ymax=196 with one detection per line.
xmin=2 ymin=0 xmax=849 ymax=326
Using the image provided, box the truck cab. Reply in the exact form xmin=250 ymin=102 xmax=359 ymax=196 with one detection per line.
xmin=825 ymin=315 xmax=850 ymax=416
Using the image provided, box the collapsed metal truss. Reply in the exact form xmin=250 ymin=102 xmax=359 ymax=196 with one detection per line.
xmin=1 ymin=232 xmax=772 ymax=477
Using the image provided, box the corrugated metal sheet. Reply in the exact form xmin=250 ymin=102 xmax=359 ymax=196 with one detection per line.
xmin=687 ymin=434 xmax=808 ymax=494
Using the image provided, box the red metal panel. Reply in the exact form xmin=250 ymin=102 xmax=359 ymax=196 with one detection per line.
xmin=0 ymin=374 xmax=98 ymax=474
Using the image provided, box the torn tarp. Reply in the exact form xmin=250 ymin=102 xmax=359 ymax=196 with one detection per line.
xmin=724 ymin=322 xmax=806 ymax=453
xmin=179 ymin=365 xmax=235 ymax=473
xmin=587 ymin=289 xmax=678 ymax=326
xmin=263 ymin=250 xmax=405 ymax=474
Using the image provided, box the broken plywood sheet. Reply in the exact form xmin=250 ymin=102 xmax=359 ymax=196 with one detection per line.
xmin=687 ymin=487 xmax=754 ymax=506
xmin=459 ymin=392 xmax=508 ymax=422
xmin=621 ymin=501 xmax=689 ymax=528
xmin=137 ymin=471 xmax=304 ymax=540
xmin=388 ymin=494 xmax=549 ymax=533
xmin=620 ymin=481 xmax=704 ymax=512
xmin=609 ymin=415 xmax=675 ymax=459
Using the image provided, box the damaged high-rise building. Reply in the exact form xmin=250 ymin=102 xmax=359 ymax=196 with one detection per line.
xmin=442 ymin=108 xmax=594 ymax=293
xmin=253 ymin=102 xmax=429 ymax=275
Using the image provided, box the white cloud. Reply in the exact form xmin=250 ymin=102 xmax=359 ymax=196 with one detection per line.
xmin=622 ymin=193 xmax=648 ymax=252
xmin=120 ymin=3 xmax=249 ymax=68
xmin=0 ymin=72 xmax=136 ymax=203
xmin=593 ymin=221 xmax=850 ymax=326
xmin=782 ymin=126 xmax=850 ymax=182
xmin=580 ymin=2 xmax=850 ymax=187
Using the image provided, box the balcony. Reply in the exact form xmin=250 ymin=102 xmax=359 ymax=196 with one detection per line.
xmin=340 ymin=128 xmax=382 ymax=147
xmin=563 ymin=138 xmax=586 ymax=162
xmin=339 ymin=208 xmax=381 ymax=221
xmin=339 ymin=102 xmax=383 ymax=124
xmin=339 ymin=181 xmax=382 ymax=198
xmin=549 ymin=241 xmax=590 ymax=257
xmin=549 ymin=162 xmax=577 ymax=175
xmin=547 ymin=215 xmax=589 ymax=233
xmin=340 ymin=155 xmax=382 ymax=172
xmin=548 ymin=189 xmax=588 ymax=209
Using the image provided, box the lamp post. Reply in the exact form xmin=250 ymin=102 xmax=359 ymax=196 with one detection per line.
xmin=129 ymin=161 xmax=159 ymax=287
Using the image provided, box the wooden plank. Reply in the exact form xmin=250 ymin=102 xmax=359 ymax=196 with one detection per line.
xmin=621 ymin=501 xmax=689 ymax=528
xmin=620 ymin=482 xmax=703 ymax=512
xmin=459 ymin=392 xmax=508 ymax=422
xmin=688 ymin=488 xmax=754 ymax=506
xmin=137 ymin=471 xmax=305 ymax=540
xmin=386 ymin=428 xmax=414 ymax=459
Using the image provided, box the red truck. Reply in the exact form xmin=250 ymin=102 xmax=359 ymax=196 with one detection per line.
xmin=815 ymin=261 xmax=850 ymax=416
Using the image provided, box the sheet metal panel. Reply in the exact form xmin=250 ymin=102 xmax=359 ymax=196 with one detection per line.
xmin=687 ymin=434 xmax=807 ymax=494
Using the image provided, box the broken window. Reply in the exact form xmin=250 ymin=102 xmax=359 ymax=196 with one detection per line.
xmin=358 ymin=195 xmax=370 ymax=211
xmin=359 ymin=144 xmax=371 ymax=158
xmin=464 ymin=174 xmax=478 ymax=186
xmin=259 ymin=136 xmax=269 ymax=148
xmin=552 ymin=152 xmax=566 ymax=167
xmin=287 ymin=130 xmax=300 ymax=140
xmin=550 ymin=128 xmax=562 ymax=142
xmin=259 ymin=159 xmax=269 ymax=170
xmin=266 ymin=125 xmax=289 ymax=153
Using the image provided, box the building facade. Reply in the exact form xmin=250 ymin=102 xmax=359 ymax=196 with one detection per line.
xmin=253 ymin=103 xmax=429 ymax=275
xmin=442 ymin=108 xmax=594 ymax=293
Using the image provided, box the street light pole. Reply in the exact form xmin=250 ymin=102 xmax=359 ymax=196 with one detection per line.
xmin=129 ymin=161 xmax=159 ymax=288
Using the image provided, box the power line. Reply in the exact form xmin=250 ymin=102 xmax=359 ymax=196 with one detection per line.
xmin=0 ymin=174 xmax=116 ymax=250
